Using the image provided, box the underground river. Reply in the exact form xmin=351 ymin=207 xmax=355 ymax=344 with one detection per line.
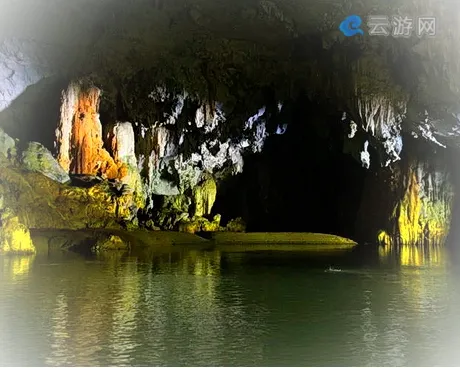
xmin=1 ymin=243 xmax=460 ymax=366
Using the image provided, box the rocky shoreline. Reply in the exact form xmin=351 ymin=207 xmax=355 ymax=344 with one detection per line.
xmin=26 ymin=228 xmax=356 ymax=256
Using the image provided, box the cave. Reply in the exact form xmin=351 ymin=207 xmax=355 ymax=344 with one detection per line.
xmin=2 ymin=0 xmax=460 ymax=250
xmin=2 ymin=1 xmax=460 ymax=365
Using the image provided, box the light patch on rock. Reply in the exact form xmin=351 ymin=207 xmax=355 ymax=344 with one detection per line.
xmin=357 ymin=96 xmax=406 ymax=165
xmin=228 ymin=144 xmax=245 ymax=174
xmin=360 ymin=140 xmax=370 ymax=169
xmin=140 ymin=124 xmax=148 ymax=138
xmin=276 ymin=124 xmax=288 ymax=135
xmin=199 ymin=141 xmax=230 ymax=172
xmin=245 ymin=107 xmax=266 ymax=129
xmin=148 ymin=85 xmax=169 ymax=102
xmin=419 ymin=124 xmax=446 ymax=148
xmin=252 ymin=121 xmax=268 ymax=152
xmin=166 ymin=92 xmax=186 ymax=125
xmin=348 ymin=121 xmax=358 ymax=138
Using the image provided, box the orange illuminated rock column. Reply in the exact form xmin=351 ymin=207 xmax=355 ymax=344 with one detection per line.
xmin=56 ymin=82 xmax=121 ymax=179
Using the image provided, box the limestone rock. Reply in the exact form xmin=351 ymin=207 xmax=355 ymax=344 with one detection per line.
xmin=391 ymin=160 xmax=453 ymax=245
xmin=109 ymin=122 xmax=137 ymax=167
xmin=93 ymin=234 xmax=129 ymax=252
xmin=177 ymin=214 xmax=223 ymax=234
xmin=108 ymin=121 xmax=145 ymax=209
xmin=0 ymin=38 xmax=50 ymax=111
xmin=145 ymin=219 xmax=160 ymax=231
xmin=226 ymin=217 xmax=246 ymax=232
xmin=0 ymin=163 xmax=127 ymax=230
xmin=0 ymin=127 xmax=16 ymax=159
xmin=192 ymin=175 xmax=217 ymax=217
xmin=21 ymin=141 xmax=70 ymax=183
xmin=55 ymin=82 xmax=122 ymax=179
xmin=0 ymin=214 xmax=35 ymax=254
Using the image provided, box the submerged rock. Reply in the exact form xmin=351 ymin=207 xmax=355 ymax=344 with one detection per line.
xmin=21 ymin=141 xmax=70 ymax=184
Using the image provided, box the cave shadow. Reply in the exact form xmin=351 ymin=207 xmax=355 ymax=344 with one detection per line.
xmin=213 ymin=95 xmax=373 ymax=240
xmin=0 ymin=75 xmax=69 ymax=152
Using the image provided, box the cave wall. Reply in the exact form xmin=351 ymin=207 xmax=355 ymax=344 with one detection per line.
xmin=214 ymin=96 xmax=455 ymax=244
xmin=378 ymin=138 xmax=454 ymax=246
xmin=1 ymin=0 xmax=460 ymax=243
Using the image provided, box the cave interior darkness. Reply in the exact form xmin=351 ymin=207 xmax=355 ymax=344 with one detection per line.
xmin=1 ymin=0 xmax=460 ymax=248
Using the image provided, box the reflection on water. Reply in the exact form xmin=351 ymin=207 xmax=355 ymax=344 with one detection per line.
xmin=1 ymin=244 xmax=460 ymax=366
xmin=0 ymin=255 xmax=35 ymax=280
xmin=379 ymin=243 xmax=445 ymax=267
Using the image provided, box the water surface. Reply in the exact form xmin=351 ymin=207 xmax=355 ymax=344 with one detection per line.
xmin=1 ymin=243 xmax=460 ymax=366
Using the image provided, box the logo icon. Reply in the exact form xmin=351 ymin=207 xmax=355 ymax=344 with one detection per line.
xmin=339 ymin=15 xmax=364 ymax=37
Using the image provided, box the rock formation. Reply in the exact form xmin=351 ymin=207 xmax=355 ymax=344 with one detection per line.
xmin=0 ymin=129 xmax=136 ymax=251
xmin=21 ymin=142 xmax=70 ymax=184
xmin=56 ymin=82 xmax=121 ymax=179
xmin=1 ymin=0 xmax=460 ymax=244
xmin=379 ymin=160 xmax=454 ymax=246
xmin=192 ymin=175 xmax=217 ymax=218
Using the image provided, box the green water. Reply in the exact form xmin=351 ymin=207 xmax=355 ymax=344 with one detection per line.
xmin=1 ymin=244 xmax=460 ymax=366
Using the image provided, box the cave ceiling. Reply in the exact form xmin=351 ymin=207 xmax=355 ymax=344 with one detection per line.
xmin=1 ymin=0 xmax=460 ymax=150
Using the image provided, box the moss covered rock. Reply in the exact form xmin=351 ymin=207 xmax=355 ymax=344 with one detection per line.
xmin=93 ymin=234 xmax=129 ymax=252
xmin=178 ymin=214 xmax=223 ymax=234
xmin=21 ymin=141 xmax=71 ymax=184
xmin=0 ymin=164 xmax=125 ymax=230
xmin=226 ymin=217 xmax=247 ymax=232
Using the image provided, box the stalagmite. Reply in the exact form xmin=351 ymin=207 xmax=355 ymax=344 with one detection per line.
xmin=55 ymin=81 xmax=79 ymax=172
xmin=192 ymin=174 xmax=217 ymax=217
xmin=109 ymin=122 xmax=137 ymax=168
xmin=55 ymin=82 xmax=121 ymax=179
xmin=107 ymin=122 xmax=145 ymax=208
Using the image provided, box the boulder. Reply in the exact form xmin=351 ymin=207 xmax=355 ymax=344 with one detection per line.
xmin=177 ymin=214 xmax=223 ymax=233
xmin=226 ymin=217 xmax=246 ymax=232
xmin=21 ymin=141 xmax=70 ymax=183
xmin=92 ymin=234 xmax=129 ymax=252
xmin=0 ymin=128 xmax=17 ymax=160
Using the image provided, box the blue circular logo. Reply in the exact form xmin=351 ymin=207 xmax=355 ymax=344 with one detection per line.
xmin=340 ymin=15 xmax=364 ymax=37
